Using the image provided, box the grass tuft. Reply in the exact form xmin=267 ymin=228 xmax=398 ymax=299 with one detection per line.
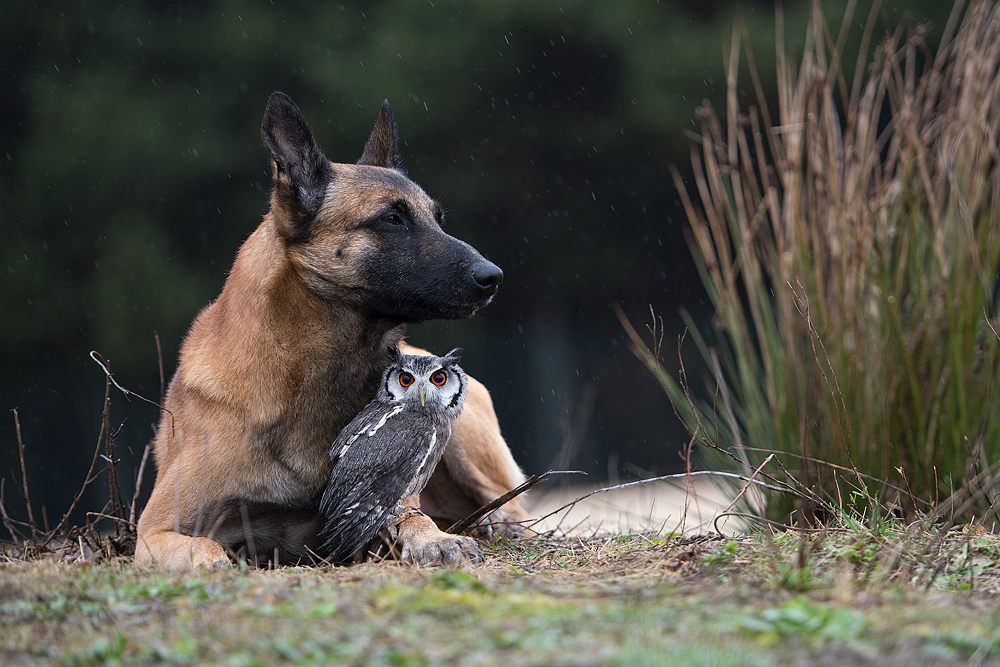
xmin=631 ymin=0 xmax=1000 ymax=526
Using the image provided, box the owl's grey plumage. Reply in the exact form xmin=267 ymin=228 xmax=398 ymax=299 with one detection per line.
xmin=318 ymin=348 xmax=467 ymax=563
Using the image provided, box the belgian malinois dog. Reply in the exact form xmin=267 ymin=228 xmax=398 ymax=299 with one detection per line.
xmin=134 ymin=92 xmax=528 ymax=569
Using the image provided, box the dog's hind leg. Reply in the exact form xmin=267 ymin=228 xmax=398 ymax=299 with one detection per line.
xmin=422 ymin=376 xmax=530 ymax=539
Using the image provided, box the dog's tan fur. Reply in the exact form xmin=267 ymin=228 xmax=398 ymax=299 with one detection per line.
xmin=134 ymin=94 xmax=526 ymax=569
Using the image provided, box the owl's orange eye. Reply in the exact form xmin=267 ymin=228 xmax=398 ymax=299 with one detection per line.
xmin=431 ymin=370 xmax=447 ymax=386
xmin=399 ymin=372 xmax=415 ymax=388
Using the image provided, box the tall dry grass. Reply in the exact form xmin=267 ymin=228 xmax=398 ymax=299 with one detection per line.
xmin=650 ymin=0 xmax=1000 ymax=523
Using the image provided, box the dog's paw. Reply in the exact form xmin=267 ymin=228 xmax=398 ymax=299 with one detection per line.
xmin=135 ymin=533 xmax=231 ymax=570
xmin=397 ymin=519 xmax=483 ymax=566
xmin=471 ymin=510 xmax=527 ymax=541
xmin=186 ymin=537 xmax=233 ymax=569
xmin=401 ymin=532 xmax=482 ymax=566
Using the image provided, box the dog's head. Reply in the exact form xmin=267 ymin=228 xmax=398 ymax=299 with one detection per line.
xmin=260 ymin=92 xmax=502 ymax=322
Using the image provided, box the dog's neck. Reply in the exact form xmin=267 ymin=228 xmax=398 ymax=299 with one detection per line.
xmin=207 ymin=217 xmax=403 ymax=426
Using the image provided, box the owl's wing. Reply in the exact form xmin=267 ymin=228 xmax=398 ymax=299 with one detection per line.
xmin=319 ymin=409 xmax=436 ymax=563
xmin=327 ymin=400 xmax=401 ymax=467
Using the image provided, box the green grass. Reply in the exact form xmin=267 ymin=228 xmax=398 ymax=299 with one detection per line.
xmin=4 ymin=528 xmax=1000 ymax=666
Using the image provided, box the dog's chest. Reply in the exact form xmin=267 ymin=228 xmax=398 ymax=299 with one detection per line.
xmin=250 ymin=362 xmax=384 ymax=498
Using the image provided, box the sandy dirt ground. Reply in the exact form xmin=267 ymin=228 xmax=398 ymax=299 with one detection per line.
xmin=522 ymin=476 xmax=750 ymax=537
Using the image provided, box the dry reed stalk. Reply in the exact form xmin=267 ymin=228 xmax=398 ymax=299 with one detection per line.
xmin=652 ymin=0 xmax=1000 ymax=523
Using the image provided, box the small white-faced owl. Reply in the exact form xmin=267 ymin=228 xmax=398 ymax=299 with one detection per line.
xmin=318 ymin=348 xmax=467 ymax=563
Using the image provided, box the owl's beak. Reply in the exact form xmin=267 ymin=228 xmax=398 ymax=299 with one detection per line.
xmin=419 ymin=387 xmax=426 ymax=406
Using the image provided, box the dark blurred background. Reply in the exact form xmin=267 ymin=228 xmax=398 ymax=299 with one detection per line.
xmin=1 ymin=0 xmax=950 ymax=527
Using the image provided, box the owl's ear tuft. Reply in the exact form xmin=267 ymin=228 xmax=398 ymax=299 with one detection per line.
xmin=443 ymin=347 xmax=463 ymax=364
xmin=388 ymin=345 xmax=403 ymax=363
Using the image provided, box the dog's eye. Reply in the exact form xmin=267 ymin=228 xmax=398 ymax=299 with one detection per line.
xmin=398 ymin=372 xmax=415 ymax=388
xmin=431 ymin=371 xmax=447 ymax=386
xmin=381 ymin=213 xmax=404 ymax=226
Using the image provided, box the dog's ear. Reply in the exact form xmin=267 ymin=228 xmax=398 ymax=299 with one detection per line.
xmin=261 ymin=92 xmax=333 ymax=237
xmin=357 ymin=100 xmax=400 ymax=169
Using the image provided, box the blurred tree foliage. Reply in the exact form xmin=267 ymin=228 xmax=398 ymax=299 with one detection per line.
xmin=1 ymin=0 xmax=950 ymax=522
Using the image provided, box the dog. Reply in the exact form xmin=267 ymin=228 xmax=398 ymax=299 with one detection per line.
xmin=134 ymin=92 xmax=528 ymax=569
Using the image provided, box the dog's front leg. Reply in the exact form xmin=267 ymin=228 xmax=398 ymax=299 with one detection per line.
xmin=394 ymin=496 xmax=482 ymax=566
xmin=134 ymin=530 xmax=231 ymax=570
xmin=134 ymin=473 xmax=231 ymax=569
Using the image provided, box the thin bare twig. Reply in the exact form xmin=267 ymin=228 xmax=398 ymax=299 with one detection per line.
xmin=303 ymin=544 xmax=335 ymax=568
xmin=90 ymin=351 xmax=173 ymax=430
xmin=0 ymin=479 xmax=23 ymax=543
xmin=741 ymin=445 xmax=931 ymax=508
xmin=446 ymin=470 xmax=584 ymax=535
xmin=155 ymin=333 xmax=166 ymax=407
xmin=44 ymin=380 xmax=109 ymax=546
xmin=12 ymin=409 xmax=40 ymax=544
xmin=85 ymin=511 xmax=134 ymax=527
xmin=129 ymin=440 xmax=153 ymax=527
xmin=98 ymin=369 xmax=127 ymax=539
xmin=526 ymin=470 xmax=800 ymax=532
xmin=713 ymin=512 xmax=851 ymax=535
xmin=721 ymin=454 xmax=774 ymax=516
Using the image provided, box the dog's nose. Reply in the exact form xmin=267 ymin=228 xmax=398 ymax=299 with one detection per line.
xmin=471 ymin=262 xmax=504 ymax=293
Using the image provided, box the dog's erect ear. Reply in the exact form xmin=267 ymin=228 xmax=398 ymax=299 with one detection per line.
xmin=357 ymin=100 xmax=400 ymax=169
xmin=261 ymin=92 xmax=333 ymax=232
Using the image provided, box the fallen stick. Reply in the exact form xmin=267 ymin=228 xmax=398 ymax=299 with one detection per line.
xmin=446 ymin=470 xmax=585 ymax=535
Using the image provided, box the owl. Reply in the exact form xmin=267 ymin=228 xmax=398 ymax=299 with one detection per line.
xmin=318 ymin=348 xmax=468 ymax=563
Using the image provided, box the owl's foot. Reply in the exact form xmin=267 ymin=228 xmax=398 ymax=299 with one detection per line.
xmin=396 ymin=511 xmax=483 ymax=565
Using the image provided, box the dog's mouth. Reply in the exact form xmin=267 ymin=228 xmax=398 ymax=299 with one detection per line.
xmin=378 ymin=286 xmax=497 ymax=323
xmin=454 ymin=292 xmax=496 ymax=318
xmin=445 ymin=274 xmax=502 ymax=318
xmin=410 ymin=293 xmax=495 ymax=321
